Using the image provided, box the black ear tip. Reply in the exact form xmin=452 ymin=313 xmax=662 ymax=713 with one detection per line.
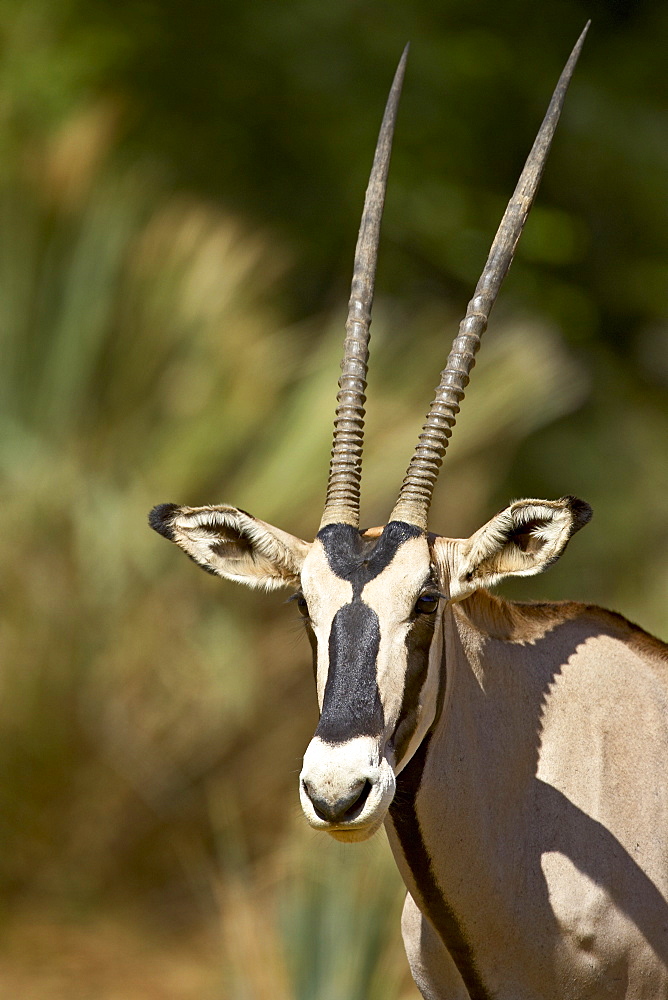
xmin=563 ymin=496 xmax=593 ymax=532
xmin=149 ymin=503 xmax=180 ymax=540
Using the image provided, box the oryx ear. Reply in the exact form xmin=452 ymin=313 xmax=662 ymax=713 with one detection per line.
xmin=446 ymin=496 xmax=592 ymax=600
xmin=149 ymin=503 xmax=311 ymax=590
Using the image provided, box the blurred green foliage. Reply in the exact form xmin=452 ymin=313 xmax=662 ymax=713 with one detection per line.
xmin=0 ymin=0 xmax=667 ymax=995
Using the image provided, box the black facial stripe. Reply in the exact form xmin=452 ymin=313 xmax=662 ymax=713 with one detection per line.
xmin=303 ymin=618 xmax=318 ymax=683
xmin=391 ymin=614 xmax=437 ymax=766
xmin=317 ymin=521 xmax=422 ymax=598
xmin=315 ymin=601 xmax=384 ymax=743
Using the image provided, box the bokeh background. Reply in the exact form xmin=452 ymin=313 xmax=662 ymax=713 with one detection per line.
xmin=2 ymin=0 xmax=667 ymax=996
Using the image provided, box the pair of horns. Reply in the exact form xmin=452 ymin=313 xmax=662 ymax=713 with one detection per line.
xmin=320 ymin=25 xmax=589 ymax=532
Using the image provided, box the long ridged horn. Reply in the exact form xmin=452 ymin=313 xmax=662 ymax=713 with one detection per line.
xmin=390 ymin=24 xmax=589 ymax=530
xmin=320 ymin=45 xmax=409 ymax=529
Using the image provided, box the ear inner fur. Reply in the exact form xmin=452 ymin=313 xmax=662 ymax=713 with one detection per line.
xmin=438 ymin=497 xmax=592 ymax=601
xmin=148 ymin=503 xmax=310 ymax=589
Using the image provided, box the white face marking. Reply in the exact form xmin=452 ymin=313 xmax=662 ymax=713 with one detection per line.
xmin=361 ymin=534 xmax=433 ymax=733
xmin=300 ymin=538 xmax=353 ymax=708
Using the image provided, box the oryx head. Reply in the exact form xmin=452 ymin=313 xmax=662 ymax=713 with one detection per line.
xmin=150 ymin=29 xmax=591 ymax=842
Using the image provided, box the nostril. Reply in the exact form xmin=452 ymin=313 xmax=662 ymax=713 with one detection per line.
xmin=305 ymin=778 xmax=373 ymax=824
xmin=342 ymin=778 xmax=372 ymax=821
xmin=312 ymin=798 xmax=335 ymax=822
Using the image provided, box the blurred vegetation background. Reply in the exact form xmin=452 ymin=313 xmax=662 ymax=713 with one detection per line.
xmin=1 ymin=0 xmax=667 ymax=996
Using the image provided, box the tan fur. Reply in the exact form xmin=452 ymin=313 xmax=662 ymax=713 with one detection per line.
xmin=387 ymin=575 xmax=668 ymax=999
xmin=361 ymin=525 xmax=385 ymax=539
xmin=459 ymin=590 xmax=668 ymax=673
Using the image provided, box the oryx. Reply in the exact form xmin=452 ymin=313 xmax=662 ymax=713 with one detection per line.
xmin=149 ymin=25 xmax=668 ymax=999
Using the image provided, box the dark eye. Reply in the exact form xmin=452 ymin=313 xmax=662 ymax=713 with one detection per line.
xmin=296 ymin=594 xmax=309 ymax=617
xmin=414 ymin=593 xmax=440 ymax=615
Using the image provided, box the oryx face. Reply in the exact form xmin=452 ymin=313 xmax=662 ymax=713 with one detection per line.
xmin=297 ymin=522 xmax=442 ymax=840
xmin=150 ymin=494 xmax=590 ymax=842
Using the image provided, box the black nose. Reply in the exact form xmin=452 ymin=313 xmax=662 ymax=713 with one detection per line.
xmin=302 ymin=778 xmax=373 ymax=824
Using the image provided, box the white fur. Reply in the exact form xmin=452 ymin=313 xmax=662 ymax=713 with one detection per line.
xmin=167 ymin=504 xmax=310 ymax=589
xmin=299 ymin=735 xmax=396 ymax=842
xmin=361 ymin=534 xmax=433 ymax=732
xmin=448 ymin=497 xmax=580 ymax=600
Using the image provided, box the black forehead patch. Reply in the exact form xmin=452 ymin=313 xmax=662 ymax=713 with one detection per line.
xmin=317 ymin=521 xmax=423 ymax=598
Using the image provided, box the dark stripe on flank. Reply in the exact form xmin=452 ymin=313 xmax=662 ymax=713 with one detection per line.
xmin=390 ymin=716 xmax=492 ymax=999
xmin=316 ymin=601 xmax=383 ymax=743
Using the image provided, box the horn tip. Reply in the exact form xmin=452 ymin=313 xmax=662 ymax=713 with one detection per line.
xmin=392 ymin=43 xmax=410 ymax=90
xmin=569 ymin=20 xmax=591 ymax=65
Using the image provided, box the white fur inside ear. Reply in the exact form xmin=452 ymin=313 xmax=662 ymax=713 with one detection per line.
xmin=451 ymin=498 xmax=585 ymax=598
xmin=167 ymin=505 xmax=310 ymax=590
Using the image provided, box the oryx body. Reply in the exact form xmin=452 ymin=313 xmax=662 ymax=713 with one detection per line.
xmin=388 ymin=587 xmax=668 ymax=999
xmin=150 ymin=27 xmax=668 ymax=999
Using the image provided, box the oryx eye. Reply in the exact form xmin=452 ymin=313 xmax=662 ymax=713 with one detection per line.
xmin=296 ymin=594 xmax=310 ymax=617
xmin=414 ymin=593 xmax=440 ymax=615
